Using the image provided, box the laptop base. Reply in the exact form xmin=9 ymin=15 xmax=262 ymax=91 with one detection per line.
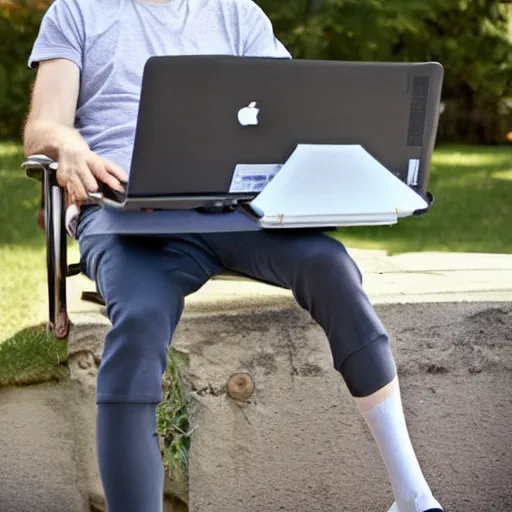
xmin=87 ymin=191 xmax=263 ymax=217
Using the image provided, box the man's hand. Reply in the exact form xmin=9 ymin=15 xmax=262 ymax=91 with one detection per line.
xmin=57 ymin=146 xmax=127 ymax=205
xmin=24 ymin=58 xmax=128 ymax=204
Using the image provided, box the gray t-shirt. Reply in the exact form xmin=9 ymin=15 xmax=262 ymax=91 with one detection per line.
xmin=29 ymin=0 xmax=291 ymax=175
xmin=29 ymin=0 xmax=291 ymax=237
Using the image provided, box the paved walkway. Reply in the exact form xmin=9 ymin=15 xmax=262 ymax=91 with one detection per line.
xmin=68 ymin=248 xmax=512 ymax=320
xmin=347 ymin=248 xmax=512 ymax=303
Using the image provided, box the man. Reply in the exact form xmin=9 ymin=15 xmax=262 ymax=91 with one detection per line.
xmin=24 ymin=1 xmax=444 ymax=511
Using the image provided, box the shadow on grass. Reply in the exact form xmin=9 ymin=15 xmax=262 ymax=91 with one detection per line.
xmin=0 ymin=142 xmax=45 ymax=248
xmin=336 ymin=144 xmax=512 ymax=255
xmin=0 ymin=324 xmax=69 ymax=387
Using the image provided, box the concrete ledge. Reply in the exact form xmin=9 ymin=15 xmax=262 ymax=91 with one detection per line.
xmin=13 ymin=298 xmax=508 ymax=512
xmin=1 ymin=249 xmax=512 ymax=512
xmin=0 ymin=381 xmax=94 ymax=512
xmin=179 ymin=301 xmax=512 ymax=512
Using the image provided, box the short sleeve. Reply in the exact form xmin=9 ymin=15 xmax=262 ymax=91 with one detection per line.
xmin=28 ymin=0 xmax=84 ymax=71
xmin=241 ymin=1 xmax=291 ymax=58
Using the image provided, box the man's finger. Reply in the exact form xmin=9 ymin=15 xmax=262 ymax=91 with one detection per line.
xmin=69 ymin=176 xmax=89 ymax=204
xmin=56 ymin=169 xmax=70 ymax=189
xmin=102 ymin=172 xmax=125 ymax=192
xmin=89 ymin=160 xmax=125 ymax=192
xmin=104 ymin=159 xmax=128 ymax=183
xmin=76 ymin=163 xmax=99 ymax=192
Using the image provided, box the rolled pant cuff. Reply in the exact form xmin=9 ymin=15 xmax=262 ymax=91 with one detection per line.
xmin=339 ymin=334 xmax=397 ymax=398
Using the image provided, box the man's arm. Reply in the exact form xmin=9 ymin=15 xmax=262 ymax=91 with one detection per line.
xmin=23 ymin=59 xmax=127 ymax=204
xmin=23 ymin=59 xmax=87 ymax=160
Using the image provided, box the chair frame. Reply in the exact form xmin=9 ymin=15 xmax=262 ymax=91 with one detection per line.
xmin=23 ymin=154 xmax=75 ymax=339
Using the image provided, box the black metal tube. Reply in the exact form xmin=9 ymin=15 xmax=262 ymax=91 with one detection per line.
xmin=43 ymin=172 xmax=56 ymax=331
xmin=54 ymin=186 xmax=69 ymax=338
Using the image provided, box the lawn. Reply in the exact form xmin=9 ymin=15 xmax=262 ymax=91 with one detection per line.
xmin=0 ymin=141 xmax=511 ymax=382
xmin=335 ymin=143 xmax=512 ymax=254
xmin=0 ymin=142 xmax=72 ymax=384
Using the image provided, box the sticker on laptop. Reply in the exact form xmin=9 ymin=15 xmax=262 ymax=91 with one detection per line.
xmin=407 ymin=159 xmax=420 ymax=186
xmin=229 ymin=164 xmax=283 ymax=193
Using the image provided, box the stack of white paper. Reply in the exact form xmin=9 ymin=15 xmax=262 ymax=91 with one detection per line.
xmin=250 ymin=144 xmax=428 ymax=229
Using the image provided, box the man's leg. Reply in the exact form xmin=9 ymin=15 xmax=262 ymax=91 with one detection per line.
xmin=202 ymin=230 xmax=442 ymax=512
xmin=79 ymin=232 xmax=220 ymax=512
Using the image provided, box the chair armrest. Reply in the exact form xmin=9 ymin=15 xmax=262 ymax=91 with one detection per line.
xmin=22 ymin=154 xmax=58 ymax=183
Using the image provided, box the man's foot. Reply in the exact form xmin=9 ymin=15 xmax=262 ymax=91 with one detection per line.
xmin=387 ymin=503 xmax=443 ymax=512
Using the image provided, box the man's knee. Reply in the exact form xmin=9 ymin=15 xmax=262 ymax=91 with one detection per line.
xmin=111 ymin=296 xmax=179 ymax=348
xmin=292 ymin=236 xmax=389 ymax=372
xmin=98 ymin=281 xmax=184 ymax=404
xmin=297 ymin=237 xmax=362 ymax=291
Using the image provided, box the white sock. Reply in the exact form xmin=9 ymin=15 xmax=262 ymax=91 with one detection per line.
xmin=360 ymin=389 xmax=442 ymax=512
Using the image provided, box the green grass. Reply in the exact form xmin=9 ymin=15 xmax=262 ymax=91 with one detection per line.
xmin=0 ymin=142 xmax=68 ymax=384
xmin=0 ymin=325 xmax=68 ymax=386
xmin=334 ymin=143 xmax=512 ymax=254
xmin=157 ymin=351 xmax=192 ymax=488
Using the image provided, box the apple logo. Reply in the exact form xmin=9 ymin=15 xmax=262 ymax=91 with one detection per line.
xmin=237 ymin=101 xmax=259 ymax=126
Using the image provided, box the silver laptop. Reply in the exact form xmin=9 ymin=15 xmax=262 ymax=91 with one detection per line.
xmin=88 ymin=55 xmax=444 ymax=216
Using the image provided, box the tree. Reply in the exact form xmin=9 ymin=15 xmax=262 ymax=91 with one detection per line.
xmin=259 ymin=0 xmax=512 ymax=143
xmin=0 ymin=0 xmax=511 ymax=142
xmin=0 ymin=1 xmax=47 ymax=137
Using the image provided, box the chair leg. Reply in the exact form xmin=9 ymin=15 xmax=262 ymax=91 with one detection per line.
xmin=43 ymin=173 xmax=69 ymax=339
